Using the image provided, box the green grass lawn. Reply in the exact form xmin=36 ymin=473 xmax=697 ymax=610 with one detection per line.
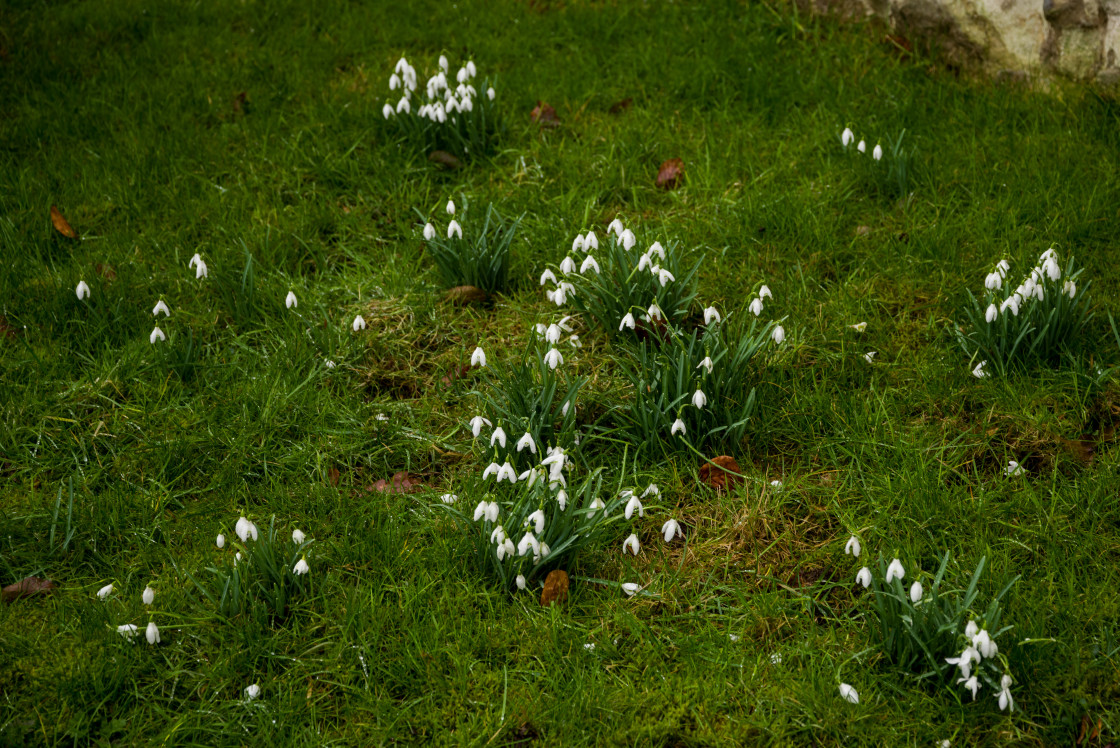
xmin=3 ymin=0 xmax=1120 ymax=744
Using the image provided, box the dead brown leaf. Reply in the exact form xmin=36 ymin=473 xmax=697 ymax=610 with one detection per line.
xmin=50 ymin=205 xmax=78 ymax=239
xmin=370 ymin=471 xmax=427 ymax=494
xmin=699 ymin=455 xmax=745 ymax=491
xmin=530 ymin=101 xmax=560 ymax=127
xmin=608 ymin=97 xmax=633 ymax=115
xmin=428 ymin=150 xmax=463 ymax=170
xmin=2 ymin=576 xmax=57 ymax=603
xmin=656 ymin=158 xmax=684 ymax=190
xmin=540 ymin=569 xmax=569 ymax=606
xmin=327 ymin=467 xmax=341 ymax=486
xmin=444 ymin=285 xmax=487 ymax=306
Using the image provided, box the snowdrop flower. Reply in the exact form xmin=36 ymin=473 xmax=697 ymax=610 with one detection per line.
xmin=544 ymin=323 xmax=562 ymax=344
xmin=1000 ymin=294 xmax=1021 ymax=316
xmin=623 ymin=533 xmax=640 ymax=555
xmin=440 ymin=493 xmax=457 ymax=505
xmin=580 ymin=255 xmax=600 ymax=274
xmin=585 ymin=231 xmax=599 ymax=250
xmin=476 ymin=501 xmax=500 ymax=523
xmin=662 ymin=518 xmax=682 ymax=542
xmin=490 ymin=426 xmax=507 ymax=449
xmin=749 ymin=298 xmax=763 ymax=316
xmin=622 ymin=582 xmax=641 ymax=597
xmin=189 ymin=253 xmax=203 ymax=271
xmin=960 ymin=675 xmax=980 ymax=700
xmin=423 ymin=223 xmax=436 ymax=240
xmin=972 ymin=360 xmax=988 ymax=379
xmin=235 ymin=516 xmax=259 ymax=542
xmin=697 ymin=356 xmax=713 ymax=374
xmin=996 ymin=674 xmax=1014 ymax=711
xmin=1032 ymin=282 xmax=1044 ymax=301
xmin=526 ymin=509 xmax=546 ymax=534
xmin=325 ymin=360 xmax=336 ymax=369
xmin=855 ymin=567 xmax=872 ymax=588
xmin=838 ymin=683 xmax=859 ymax=704
xmin=946 ymin=646 xmax=980 ymax=680
xmin=471 ymin=346 xmax=487 ymax=368
xmin=447 ymin=220 xmax=462 ymax=240
xmin=863 ymin=351 xmax=877 ymax=364
xmin=759 ymin=285 xmax=772 ymax=300
xmin=607 ymin=218 xmax=624 ymax=236
xmin=572 ymin=235 xmax=585 ymax=253
xmin=985 ymin=304 xmax=998 ymax=323
xmin=857 ymin=140 xmax=866 ymax=153
xmin=438 ymin=54 xmax=449 ymax=72
xmin=544 ymin=347 xmax=564 ymax=370
xmin=657 ymin=268 xmax=675 ymax=286
xmin=844 ymin=535 xmax=861 ymax=557
xmin=556 ymin=489 xmax=568 ymax=511
xmin=117 ymin=624 xmax=139 ymax=640
xmin=516 ymin=432 xmax=537 ymax=454
xmin=984 ymin=272 xmax=1002 ymax=290
xmin=589 ymin=496 xmax=606 ymax=511
xmin=583 ymin=642 xmax=595 ymax=651
xmin=648 ymin=241 xmax=665 ymax=260
xmin=619 ymin=312 xmax=636 ymax=331
xmin=352 ymin=315 xmax=367 ymax=331
xmin=624 ymin=495 xmax=645 ymax=520
xmin=637 ymin=253 xmax=652 ymax=272
xmin=841 ymin=127 xmax=854 ymax=147
xmin=396 ymin=97 xmax=410 ymax=114
xmin=216 ymin=533 xmax=225 ymax=549
xmin=293 ymin=557 xmax=310 ymax=575
xmin=647 ymin=302 xmax=663 ymax=320
xmin=142 ymin=586 xmax=155 ymax=605
xmin=517 ymin=531 xmax=540 ymax=557
xmin=382 ymin=103 xmax=394 ymax=119
xmin=496 ymin=538 xmax=516 ymax=561
xmin=872 ymin=144 xmax=883 ymax=160
xmin=1043 ymin=256 xmax=1061 ymax=281
xmin=194 ymin=259 xmax=208 ymax=279
xmin=292 ymin=529 xmax=306 ymax=544
xmin=909 ymin=581 xmax=923 ymax=603
xmin=487 ymin=87 xmax=496 ymax=100
xmin=559 ymin=256 xmax=576 ymax=275
xmin=671 ymin=418 xmax=686 ymax=436
xmin=97 ymin=584 xmax=114 ymax=600
xmin=234 ymin=552 xmax=241 ymax=565
xmin=497 ymin=462 xmax=518 ymax=484
xmin=885 ymin=558 xmax=905 ymax=584
xmin=482 ymin=462 xmax=500 ymax=480
xmin=691 ymin=389 xmax=707 ymax=409
xmin=389 ymin=73 xmax=401 ymax=90
xmin=490 ymin=526 xmax=507 ymax=545
xmin=704 ymin=307 xmax=721 ymax=325
xmin=145 ymin=621 xmax=160 ymax=645
xmin=1040 ymin=247 xmax=1057 ymax=262
xmin=972 ymin=629 xmax=998 ymax=659
xmin=539 ymin=268 xmax=557 ymax=286
xmin=285 ymin=291 xmax=298 ymax=309
xmin=771 ymin=325 xmax=786 ymax=344
xmin=1004 ymin=460 xmax=1024 ymax=477
xmin=568 ymin=334 xmax=582 ymax=348
xmin=1064 ymin=280 xmax=1076 ymax=298
xmin=621 ymin=229 xmax=636 ymax=250
xmin=469 ymin=415 xmax=491 ymax=437
xmin=149 ymin=326 xmax=166 ymax=344
xmin=515 ymin=574 xmax=526 ymax=590
xmin=152 ymin=299 xmax=170 ymax=317
xmin=245 ymin=684 xmax=261 ymax=700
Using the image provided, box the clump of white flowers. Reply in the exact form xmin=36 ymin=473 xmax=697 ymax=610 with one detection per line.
xmin=381 ymin=55 xmax=502 ymax=158
xmin=959 ymin=247 xmax=1092 ymax=376
xmin=840 ymin=125 xmax=912 ymax=198
xmin=419 ymin=197 xmax=521 ymax=294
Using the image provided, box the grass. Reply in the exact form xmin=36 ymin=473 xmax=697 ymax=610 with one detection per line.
xmin=2 ymin=0 xmax=1120 ymax=743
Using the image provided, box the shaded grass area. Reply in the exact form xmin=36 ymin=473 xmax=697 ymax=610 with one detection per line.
xmin=2 ymin=0 xmax=1120 ymax=744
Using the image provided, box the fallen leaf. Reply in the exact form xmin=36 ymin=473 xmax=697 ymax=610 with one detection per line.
xmin=440 ymin=363 xmax=474 ymax=389
xmin=540 ymin=569 xmax=569 ymax=606
xmin=428 ymin=150 xmax=463 ymax=170
xmin=95 ymin=262 xmax=116 ymax=281
xmin=50 ymin=205 xmax=78 ymax=239
xmin=444 ymin=285 xmax=487 ymax=306
xmin=327 ymin=467 xmax=341 ymax=486
xmin=530 ymin=101 xmax=560 ymax=127
xmin=2 ymin=576 xmax=57 ymax=603
xmin=854 ymin=225 xmax=871 ymax=237
xmin=608 ymin=97 xmax=633 ymax=115
xmin=699 ymin=455 xmax=744 ymax=491
xmin=656 ymin=158 xmax=684 ymax=190
xmin=370 ymin=471 xmax=427 ymax=494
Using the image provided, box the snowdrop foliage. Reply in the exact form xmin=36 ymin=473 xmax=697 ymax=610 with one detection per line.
xmin=419 ymin=199 xmax=521 ymax=293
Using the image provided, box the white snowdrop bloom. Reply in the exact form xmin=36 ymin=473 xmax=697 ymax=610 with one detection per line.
xmin=216 ymin=534 xmax=225 ymax=549
xmin=568 ymin=334 xmax=582 ymax=349
xmin=487 ymin=87 xmax=496 ymax=100
xmin=1000 ymin=294 xmax=1021 ymax=316
xmin=838 ymin=683 xmax=859 ymax=704
xmin=544 ymin=347 xmax=564 ymax=370
xmin=469 ymin=415 xmax=492 ymax=437
xmin=637 ymin=253 xmax=652 ymax=272
xmin=456 ymin=67 xmax=469 ymax=84
xmin=539 ymin=268 xmax=557 ymax=286
xmin=619 ymin=312 xmax=636 ymax=331
xmin=704 ymin=306 xmax=721 ymax=325
xmin=623 ymin=533 xmax=640 ymax=555
xmin=758 ymin=285 xmax=772 ymax=300
xmin=352 ymin=315 xmax=367 ymax=331
xmin=526 ymin=509 xmax=546 ymax=534
xmin=292 ymin=529 xmax=306 ymax=544
xmin=146 ymin=621 xmax=160 ymax=645
xmin=973 ymin=629 xmax=998 ymax=659
xmin=572 ymin=234 xmax=585 ymax=253
xmin=850 ymin=321 xmax=867 ymax=332
xmin=325 ymin=360 xmax=336 ymax=369
xmin=235 ymin=516 xmax=258 ymax=542
xmin=583 ymin=642 xmax=595 ymax=651
xmin=984 ymin=272 xmax=1002 ymax=290
xmin=149 ymin=326 xmax=166 ymax=344
xmin=152 ymin=299 xmax=170 ymax=317
xmin=496 ymin=538 xmax=516 ymax=561
xmin=771 ymin=325 xmax=786 ymax=344
xmin=117 ymin=624 xmax=139 ymax=640
xmin=872 ymin=144 xmax=883 ymax=160
xmin=438 ymin=54 xmax=449 ymax=72
xmin=446 ymin=199 xmax=455 ymax=216
xmin=607 ymin=218 xmax=624 ymax=237
xmin=396 ymin=96 xmax=410 ymax=114
xmin=471 ymin=346 xmax=487 ymax=368
xmin=486 ymin=502 xmax=500 ymax=523
xmin=645 ymin=485 xmax=664 ymax=498
xmin=516 ymin=432 xmax=537 ymax=454
xmin=844 ymin=535 xmax=861 ymax=557
xmin=841 ymin=127 xmax=854 ymax=147
xmin=475 ymin=501 xmax=493 ymax=522
xmin=589 ymin=496 xmax=606 ymax=511
xmin=245 ymin=684 xmax=261 ymax=700
xmin=517 ymin=531 xmax=540 ymax=557
xmin=749 ymin=298 xmax=764 ymax=316
xmin=515 ymin=574 xmax=526 ymax=591
xmin=423 ymin=223 xmax=436 ymax=240
xmin=561 ymin=399 xmax=571 ymax=417
xmin=624 ymin=495 xmax=645 ymax=520
xmin=671 ymin=418 xmax=686 ymax=436
xmin=466 ymin=60 xmax=477 ymax=77
xmin=490 ymin=427 xmax=507 ymax=449
xmin=697 ymin=356 xmax=713 ymax=374
xmin=657 ymin=268 xmax=675 ymax=287
xmin=885 ymin=558 xmax=905 ymax=584
xmin=1004 ymin=460 xmax=1024 ymax=477
xmin=1043 ymin=257 xmax=1061 ymax=281
xmin=1064 ymin=280 xmax=1076 ymax=298
xmin=293 ymin=557 xmax=310 ymax=575
xmin=389 ymin=73 xmax=401 ymax=90
xmin=910 ymin=581 xmax=923 ymax=603
xmin=960 ymin=675 xmax=980 ymax=700
xmin=621 ymin=229 xmax=636 ymax=250
xmin=1040 ymin=247 xmax=1057 ymax=262
xmin=622 ymin=582 xmax=641 ymax=597
xmin=661 ymin=518 xmax=681 ymax=542
xmin=996 ymin=674 xmax=1014 ymax=712
xmin=97 ymin=584 xmax=114 ymax=600
xmin=691 ymin=389 xmax=707 ymax=409
xmin=559 ymin=256 xmax=576 ymax=275
xmin=857 ymin=139 xmax=866 ymax=153
xmin=647 ymin=302 xmax=663 ymax=320
xmin=382 ymin=103 xmax=394 ymax=119
xmin=544 ymin=323 xmax=562 ymax=344
xmin=985 ymin=304 xmax=998 ymax=323
xmin=585 ymin=231 xmax=599 ymax=250
xmin=855 ymin=567 xmax=872 ymax=588
xmin=647 ymin=241 xmax=665 ymax=260
xmin=285 ymin=291 xmax=298 ymax=309
xmin=864 ymin=352 xmax=877 ymax=364
xmin=770 ymin=480 xmax=783 ymax=492
xmin=440 ymin=493 xmax=458 ymax=505
xmin=447 ymin=220 xmax=462 ymax=240
xmin=972 ymin=360 xmax=988 ymax=379
xmin=142 ymin=586 xmax=155 ymax=606
xmin=189 ymin=253 xmax=202 ymax=271
xmin=946 ymin=646 xmax=980 ymax=680
xmin=194 ymin=259 xmax=208 ymax=279
xmin=490 ymin=525 xmax=507 ymax=545
xmin=497 ymin=462 xmax=518 ymax=484
xmin=557 ymin=315 xmax=574 ymax=332
xmin=580 ymin=255 xmax=600 ymax=274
